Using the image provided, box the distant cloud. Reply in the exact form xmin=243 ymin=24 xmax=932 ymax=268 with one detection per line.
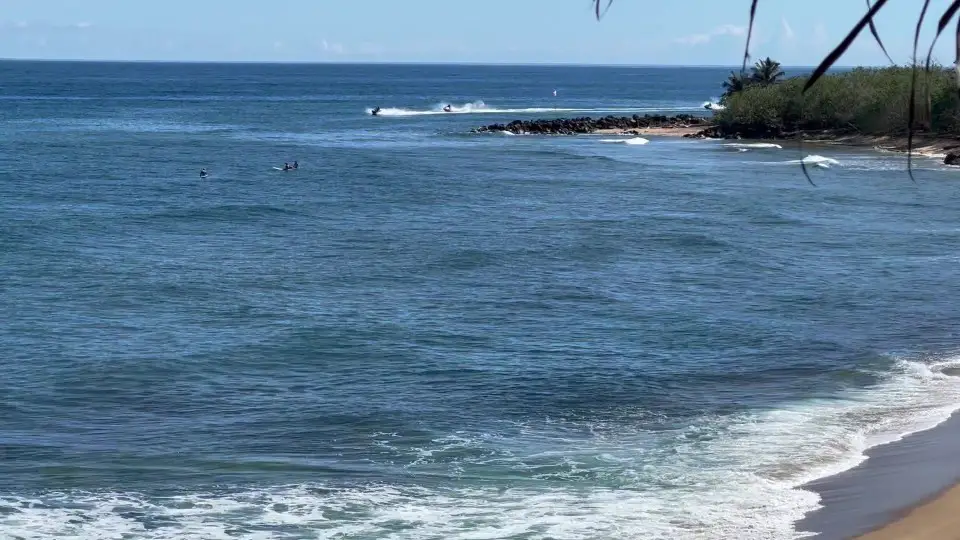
xmin=5 ymin=20 xmax=94 ymax=31
xmin=781 ymin=17 xmax=795 ymax=41
xmin=674 ymin=24 xmax=747 ymax=46
xmin=321 ymin=39 xmax=344 ymax=54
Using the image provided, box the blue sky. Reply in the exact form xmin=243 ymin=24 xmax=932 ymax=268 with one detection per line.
xmin=2 ymin=0 xmax=959 ymax=65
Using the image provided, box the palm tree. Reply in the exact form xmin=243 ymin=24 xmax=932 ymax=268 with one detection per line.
xmin=721 ymin=71 xmax=748 ymax=101
xmin=750 ymin=57 xmax=785 ymax=85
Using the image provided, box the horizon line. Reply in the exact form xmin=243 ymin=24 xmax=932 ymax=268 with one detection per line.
xmin=0 ymin=57 xmax=885 ymax=70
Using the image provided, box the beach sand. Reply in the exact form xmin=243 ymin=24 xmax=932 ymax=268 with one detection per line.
xmin=812 ymin=134 xmax=960 ymax=159
xmin=592 ymin=126 xmax=706 ymax=137
xmin=798 ymin=412 xmax=960 ymax=539
xmin=856 ymin=483 xmax=960 ymax=539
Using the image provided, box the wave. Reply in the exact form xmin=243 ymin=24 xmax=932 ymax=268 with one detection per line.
xmin=702 ymin=101 xmax=726 ymax=111
xmin=598 ymin=137 xmax=650 ymax=145
xmin=767 ymin=155 xmax=841 ymax=169
xmin=796 ymin=155 xmax=841 ymax=168
xmin=3 ymin=352 xmax=960 ymax=540
xmin=4 ymin=356 xmax=960 ymax=540
xmin=366 ymin=101 xmax=574 ymax=117
xmin=725 ymin=142 xmax=783 ymax=149
xmin=149 ymin=204 xmax=305 ymax=223
xmin=366 ymin=101 xmax=707 ymax=117
xmin=6 ymin=117 xmax=236 ymax=135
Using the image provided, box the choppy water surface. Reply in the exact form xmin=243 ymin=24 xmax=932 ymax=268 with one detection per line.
xmin=3 ymin=62 xmax=960 ymax=539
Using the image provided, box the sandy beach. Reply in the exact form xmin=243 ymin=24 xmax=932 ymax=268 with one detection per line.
xmin=798 ymin=411 xmax=960 ymax=539
xmin=812 ymin=134 xmax=960 ymax=159
xmin=857 ymin=483 xmax=960 ymax=539
xmin=592 ymin=125 xmax=706 ymax=137
xmin=592 ymin=127 xmax=960 ymax=159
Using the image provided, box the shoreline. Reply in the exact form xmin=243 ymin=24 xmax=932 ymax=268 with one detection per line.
xmin=856 ymin=483 xmax=960 ymax=539
xmin=592 ymin=125 xmax=706 ymax=137
xmin=475 ymin=115 xmax=960 ymax=161
xmin=797 ymin=410 xmax=960 ymax=539
xmin=688 ymin=128 xmax=960 ymax=161
xmin=472 ymin=114 xmax=712 ymax=136
xmin=754 ymin=133 xmax=960 ymax=160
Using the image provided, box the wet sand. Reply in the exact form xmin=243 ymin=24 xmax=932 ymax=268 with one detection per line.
xmin=797 ymin=412 xmax=960 ymax=539
xmin=857 ymin=482 xmax=960 ymax=540
xmin=813 ymin=134 xmax=960 ymax=160
xmin=592 ymin=126 xmax=706 ymax=137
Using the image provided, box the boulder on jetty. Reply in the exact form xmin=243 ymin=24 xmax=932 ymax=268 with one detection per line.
xmin=682 ymin=123 xmax=786 ymax=140
xmin=945 ymin=152 xmax=960 ymax=166
xmin=473 ymin=114 xmax=710 ymax=135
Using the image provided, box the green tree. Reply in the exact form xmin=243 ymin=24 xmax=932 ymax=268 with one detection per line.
xmin=721 ymin=71 xmax=749 ymax=102
xmin=750 ymin=57 xmax=785 ymax=85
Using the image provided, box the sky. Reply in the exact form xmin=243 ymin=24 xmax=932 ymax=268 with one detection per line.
xmin=2 ymin=0 xmax=960 ymax=66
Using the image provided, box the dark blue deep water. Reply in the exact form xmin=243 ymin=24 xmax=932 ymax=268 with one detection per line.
xmin=3 ymin=62 xmax=960 ymax=539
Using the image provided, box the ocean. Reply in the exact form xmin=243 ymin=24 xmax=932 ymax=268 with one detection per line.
xmin=3 ymin=61 xmax=960 ymax=539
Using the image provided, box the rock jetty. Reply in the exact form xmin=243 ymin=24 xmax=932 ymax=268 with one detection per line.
xmin=473 ymin=114 xmax=711 ymax=135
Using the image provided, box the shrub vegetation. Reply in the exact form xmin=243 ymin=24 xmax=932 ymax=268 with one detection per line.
xmin=716 ymin=65 xmax=960 ymax=138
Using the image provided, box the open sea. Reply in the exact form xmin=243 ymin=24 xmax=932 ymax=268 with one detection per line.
xmin=3 ymin=61 xmax=960 ymax=539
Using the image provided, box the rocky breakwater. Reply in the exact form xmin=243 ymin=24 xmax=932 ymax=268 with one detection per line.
xmin=473 ymin=114 xmax=711 ymax=135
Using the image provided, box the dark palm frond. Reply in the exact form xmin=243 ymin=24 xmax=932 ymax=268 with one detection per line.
xmin=865 ymin=0 xmax=894 ymax=64
xmin=926 ymin=1 xmax=960 ymax=75
xmin=905 ymin=0 xmax=933 ymax=183
xmin=590 ymin=0 xmax=960 ymax=183
xmin=742 ymin=0 xmax=759 ymax=75
xmin=956 ymin=17 xmax=960 ymax=99
xmin=594 ymin=0 xmax=613 ymax=20
xmin=928 ymin=1 xmax=960 ymax=67
xmin=803 ymin=0 xmax=890 ymax=93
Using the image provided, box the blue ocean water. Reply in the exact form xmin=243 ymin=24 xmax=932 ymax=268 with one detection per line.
xmin=3 ymin=61 xmax=960 ymax=539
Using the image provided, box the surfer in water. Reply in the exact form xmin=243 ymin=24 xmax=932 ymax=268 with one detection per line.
xmin=371 ymin=106 xmax=381 ymax=116
xmin=293 ymin=161 xmax=299 ymax=169
xmin=200 ymin=168 xmax=208 ymax=178
xmin=282 ymin=162 xmax=291 ymax=171
xmin=443 ymin=104 xmax=452 ymax=112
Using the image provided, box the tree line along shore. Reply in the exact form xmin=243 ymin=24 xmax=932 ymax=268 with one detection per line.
xmin=474 ymin=60 xmax=960 ymax=162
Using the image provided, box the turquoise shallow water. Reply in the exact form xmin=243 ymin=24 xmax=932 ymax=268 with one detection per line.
xmin=3 ymin=61 xmax=960 ymax=539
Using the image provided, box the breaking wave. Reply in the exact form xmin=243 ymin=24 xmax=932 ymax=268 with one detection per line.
xmin=365 ymin=101 xmax=705 ymax=117
xmin=598 ymin=137 xmax=650 ymax=145
xmin=725 ymin=142 xmax=783 ymax=149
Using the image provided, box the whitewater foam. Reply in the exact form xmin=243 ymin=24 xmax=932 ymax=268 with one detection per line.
xmin=725 ymin=142 xmax=783 ymax=150
xmin=767 ymin=155 xmax=841 ymax=169
xmin=5 ymin=356 xmax=960 ymax=539
xmin=598 ymin=137 xmax=650 ymax=146
xmin=702 ymin=101 xmax=726 ymax=111
xmin=366 ymin=101 xmax=705 ymax=117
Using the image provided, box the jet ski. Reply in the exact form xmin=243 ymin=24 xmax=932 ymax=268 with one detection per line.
xmin=371 ymin=106 xmax=381 ymax=116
